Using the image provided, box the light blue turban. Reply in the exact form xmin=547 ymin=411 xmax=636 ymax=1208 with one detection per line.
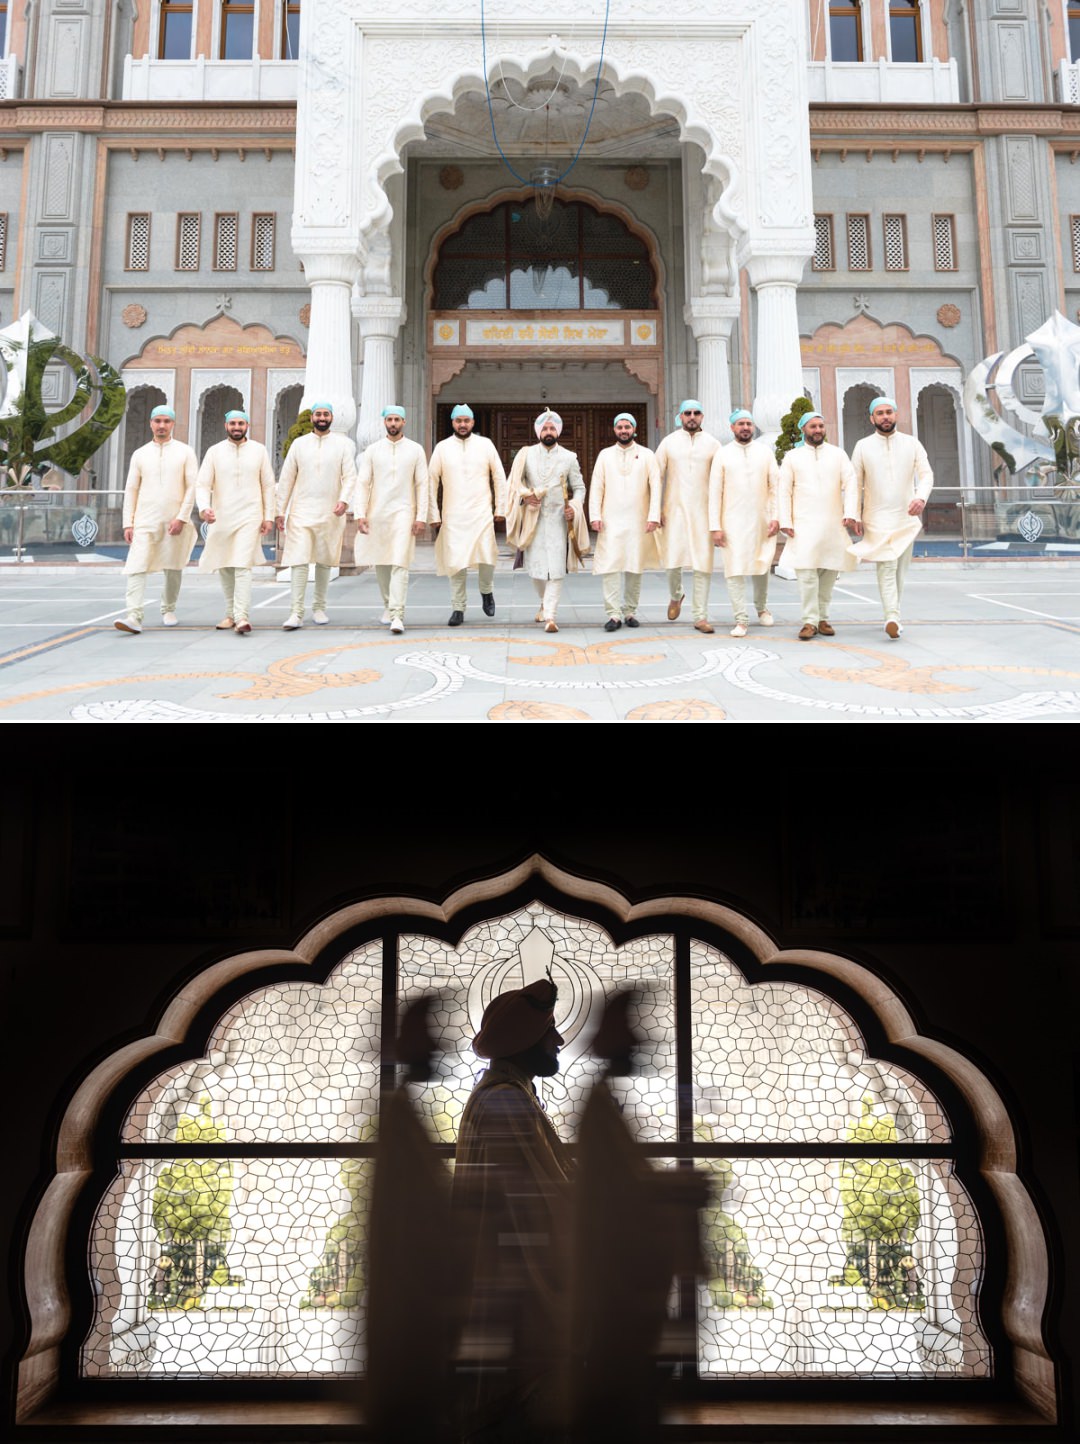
xmin=798 ymin=411 xmax=825 ymax=431
xmin=869 ymin=395 xmax=897 ymax=415
xmin=450 ymin=404 xmax=474 ymax=420
xmin=150 ymin=405 xmax=175 ymax=420
xmin=224 ymin=409 xmax=249 ymax=423
xmin=382 ymin=406 xmax=406 ymax=419
xmin=729 ymin=409 xmax=754 ymax=424
xmin=309 ymin=401 xmax=334 ymax=415
xmin=613 ymin=412 xmax=636 ymax=428
xmin=678 ymin=399 xmax=703 ymax=415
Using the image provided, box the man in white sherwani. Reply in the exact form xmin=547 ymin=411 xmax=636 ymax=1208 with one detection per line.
xmin=654 ymin=399 xmax=721 ymax=634
xmin=275 ymin=402 xmax=357 ymax=631
xmin=589 ymin=412 xmax=661 ymax=631
xmin=115 ymin=404 xmax=197 ymax=634
xmin=428 ymin=404 xmax=507 ymax=626
xmin=709 ymin=408 xmax=780 ymax=638
xmin=506 ymin=410 xmax=586 ymax=633
xmin=353 ymin=405 xmax=429 ymax=635
xmin=778 ymin=411 xmax=860 ymax=640
xmin=196 ymin=409 xmax=275 ymax=636
xmin=849 ymin=396 xmax=934 ymax=640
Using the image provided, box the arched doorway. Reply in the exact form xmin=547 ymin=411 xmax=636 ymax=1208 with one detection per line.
xmin=121 ymin=384 xmax=167 ymax=480
xmin=841 ymin=383 xmax=884 ymax=453
xmin=272 ymin=383 xmax=304 ymax=472
xmin=916 ymin=382 xmax=964 ymax=535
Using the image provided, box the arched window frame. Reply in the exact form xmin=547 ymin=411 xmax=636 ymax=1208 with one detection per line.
xmin=12 ymin=858 xmax=1058 ymax=1424
xmin=887 ymin=0 xmax=925 ymax=63
xmin=827 ymin=0 xmax=865 ymax=63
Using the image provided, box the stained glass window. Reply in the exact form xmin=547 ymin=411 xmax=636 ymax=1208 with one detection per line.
xmin=83 ymin=909 xmax=992 ymax=1386
xmin=432 ymin=199 xmax=657 ymax=310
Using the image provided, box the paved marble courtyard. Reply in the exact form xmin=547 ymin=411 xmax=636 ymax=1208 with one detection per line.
xmin=1 ymin=563 xmax=1078 ymax=723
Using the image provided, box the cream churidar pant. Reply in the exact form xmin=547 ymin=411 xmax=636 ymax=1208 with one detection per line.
xmin=590 ymin=441 xmax=661 ymax=620
xmin=276 ymin=430 xmax=357 ymax=618
xmin=654 ymin=427 xmax=720 ymax=621
xmin=709 ymin=438 xmax=779 ymax=624
xmin=122 ymin=438 xmax=198 ymax=621
xmin=428 ymin=433 xmax=507 ymax=609
xmin=849 ymin=431 xmax=934 ymax=623
xmin=778 ymin=441 xmax=858 ymax=626
xmin=353 ymin=435 xmax=430 ymax=621
xmin=196 ymin=437 xmax=276 ymax=624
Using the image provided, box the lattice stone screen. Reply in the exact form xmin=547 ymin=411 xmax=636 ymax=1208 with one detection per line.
xmin=214 ymin=213 xmax=239 ymax=271
xmin=176 ymin=214 xmax=200 ymax=272
xmin=126 ymin=214 xmax=151 ymax=272
xmin=83 ymin=908 xmax=992 ymax=1382
xmin=252 ymin=214 xmax=276 ymax=271
xmin=883 ymin=213 xmax=908 ymax=271
xmin=847 ymin=214 xmax=870 ymax=271
xmin=813 ymin=215 xmax=835 ymax=271
xmin=0 ymin=213 xmax=8 ymax=272
xmin=932 ymin=215 xmax=956 ymax=272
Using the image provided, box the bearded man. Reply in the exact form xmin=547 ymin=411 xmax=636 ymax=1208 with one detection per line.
xmin=428 ymin=404 xmax=507 ymax=626
xmin=709 ymin=408 xmax=780 ymax=637
xmin=778 ymin=411 xmax=860 ymax=640
xmin=654 ymin=399 xmax=721 ymax=634
xmin=589 ymin=412 xmax=661 ymax=631
xmin=196 ymin=409 xmax=275 ymax=635
xmin=353 ymin=405 xmax=429 ymax=635
xmin=115 ymin=405 xmax=197 ymax=634
xmin=506 ymin=409 xmax=587 ymax=634
xmin=849 ymin=396 xmax=934 ymax=640
xmin=275 ymin=402 xmax=357 ymax=630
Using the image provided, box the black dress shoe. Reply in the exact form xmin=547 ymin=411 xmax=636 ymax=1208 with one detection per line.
xmin=604 ymin=618 xmax=622 ymax=632
xmin=625 ymin=615 xmax=640 ymax=628
xmin=481 ymin=592 xmax=495 ymax=617
xmin=448 ymin=610 xmax=464 ymax=626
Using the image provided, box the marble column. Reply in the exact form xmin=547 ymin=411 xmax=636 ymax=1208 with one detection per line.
xmin=354 ymin=296 xmax=406 ymax=449
xmin=685 ymin=297 xmax=741 ymax=442
xmin=296 ymin=250 xmax=359 ymax=434
xmin=746 ymin=252 xmax=809 ymax=440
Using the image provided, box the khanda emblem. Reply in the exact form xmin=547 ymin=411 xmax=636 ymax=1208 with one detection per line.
xmin=0 ymin=311 xmax=126 ymax=486
xmin=963 ymin=310 xmax=1080 ymax=483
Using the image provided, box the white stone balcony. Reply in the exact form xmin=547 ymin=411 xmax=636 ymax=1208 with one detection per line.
xmin=1059 ymin=60 xmax=1080 ymax=106
xmin=122 ymin=55 xmax=297 ymax=103
xmin=0 ymin=54 xmax=22 ymax=101
xmin=807 ymin=58 xmax=959 ymax=105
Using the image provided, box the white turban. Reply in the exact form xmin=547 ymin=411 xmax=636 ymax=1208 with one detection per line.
xmin=535 ymin=409 xmax=563 ymax=437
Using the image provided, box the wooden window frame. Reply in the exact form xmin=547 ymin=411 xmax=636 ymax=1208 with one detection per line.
xmin=828 ymin=0 xmax=864 ymax=63
xmin=812 ymin=213 xmax=836 ymax=273
xmin=932 ymin=213 xmax=957 ymax=273
xmin=281 ymin=0 xmax=301 ymax=59
xmin=251 ymin=212 xmax=277 ymax=272
xmin=219 ymin=0 xmax=255 ymax=61
xmin=1069 ymin=5 xmax=1080 ymax=64
xmin=846 ymin=212 xmax=872 ymax=272
xmin=889 ymin=1 xmax=924 ymax=64
xmin=157 ymin=0 xmax=194 ymax=61
xmin=213 ymin=211 xmax=240 ymax=272
xmin=125 ymin=212 xmax=152 ymax=273
xmin=882 ymin=212 xmax=909 ymax=272
xmin=175 ymin=212 xmax=201 ymax=272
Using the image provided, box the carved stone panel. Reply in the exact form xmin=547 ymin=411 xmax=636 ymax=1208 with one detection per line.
xmin=47 ymin=18 xmax=85 ymax=101
xmin=995 ymin=23 xmax=1032 ymax=103
xmin=41 ymin=134 xmax=75 ymax=221
xmin=1004 ymin=136 xmax=1038 ymax=223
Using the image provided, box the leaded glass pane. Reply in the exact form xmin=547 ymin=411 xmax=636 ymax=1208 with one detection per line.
xmin=509 ymin=261 xmax=580 ymax=308
xmin=580 ymin=208 xmax=650 ymax=256
xmin=582 ymin=259 xmax=653 ymax=309
xmin=83 ymin=1156 xmax=371 ymax=1376
xmin=690 ymin=942 xmax=950 ymax=1143
xmin=697 ymin=1158 xmax=989 ymax=1377
xmin=507 ymin=200 xmax=577 ymax=257
xmin=122 ymin=943 xmax=383 ymax=1142
xmin=398 ymin=905 xmax=676 ymax=1143
xmin=439 ymin=208 xmax=507 ymax=257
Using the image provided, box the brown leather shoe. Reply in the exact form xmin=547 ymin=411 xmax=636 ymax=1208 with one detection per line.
xmin=545 ymin=620 xmax=559 ymax=633
xmin=885 ymin=620 xmax=901 ymax=639
xmin=667 ymin=594 xmax=684 ymax=620
xmin=694 ymin=620 xmax=715 ymax=634
xmin=798 ymin=623 xmax=818 ymax=640
xmin=817 ymin=621 xmax=836 ymax=636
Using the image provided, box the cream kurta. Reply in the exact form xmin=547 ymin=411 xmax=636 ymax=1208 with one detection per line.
xmin=708 ymin=438 xmax=779 ymax=577
xmin=428 ymin=433 xmax=507 ymax=575
xmin=589 ymin=442 xmax=662 ymax=574
xmin=654 ymin=428 xmax=720 ymax=574
xmin=507 ymin=443 xmax=586 ymax=581
xmin=849 ymin=431 xmax=934 ymax=562
xmin=196 ymin=438 xmax=275 ymax=572
xmin=276 ymin=430 xmax=357 ymax=567
xmin=122 ymin=438 xmax=198 ymax=575
xmin=778 ymin=442 xmax=859 ymax=572
xmin=353 ymin=436 xmax=429 ymax=570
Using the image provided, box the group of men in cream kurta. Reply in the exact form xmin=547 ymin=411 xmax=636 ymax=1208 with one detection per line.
xmin=117 ymin=394 xmax=933 ymax=640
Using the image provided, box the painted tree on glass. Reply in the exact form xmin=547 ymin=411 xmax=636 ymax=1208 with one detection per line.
xmin=700 ymin=1160 xmax=773 ymax=1310
xmin=838 ymin=1096 xmax=924 ymax=1309
xmin=301 ymin=1129 xmax=374 ymax=1309
xmin=149 ymin=1096 xmax=237 ymax=1309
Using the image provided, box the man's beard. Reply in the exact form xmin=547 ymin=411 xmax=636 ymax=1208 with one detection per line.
xmin=616 ymin=437 xmax=634 ymax=447
xmin=874 ymin=421 xmax=896 ymax=434
xmin=540 ymin=435 xmax=558 ymax=448
xmin=312 ymin=418 xmax=331 ymax=432
xmin=806 ymin=434 xmax=824 ymax=447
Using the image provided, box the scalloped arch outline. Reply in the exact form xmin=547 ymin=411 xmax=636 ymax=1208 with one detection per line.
xmin=15 ymin=855 xmax=1055 ymax=1421
xmin=363 ymin=43 xmax=744 ymax=249
xmin=120 ymin=316 xmax=307 ymax=373
xmin=802 ymin=315 xmax=964 ymax=373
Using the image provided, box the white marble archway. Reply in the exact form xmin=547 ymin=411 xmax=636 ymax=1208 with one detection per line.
xmin=291 ymin=1 xmax=816 ymax=439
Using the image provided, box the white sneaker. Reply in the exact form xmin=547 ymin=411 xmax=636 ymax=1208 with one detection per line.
xmin=114 ymin=615 xmax=142 ymax=634
xmin=283 ymin=613 xmax=303 ymax=631
xmin=380 ymin=610 xmax=392 ymax=625
xmin=313 ymin=609 xmax=330 ymax=625
xmin=757 ymin=609 xmax=774 ymax=627
xmin=730 ymin=623 xmax=748 ymax=638
xmin=390 ymin=617 xmax=405 ymax=634
xmin=162 ymin=612 xmax=178 ymax=628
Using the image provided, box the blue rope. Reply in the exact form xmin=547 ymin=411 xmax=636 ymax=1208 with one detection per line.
xmin=480 ymin=0 xmax=612 ymax=189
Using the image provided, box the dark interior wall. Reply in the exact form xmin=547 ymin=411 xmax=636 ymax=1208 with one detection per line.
xmin=3 ymin=783 xmax=1078 ymax=1426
